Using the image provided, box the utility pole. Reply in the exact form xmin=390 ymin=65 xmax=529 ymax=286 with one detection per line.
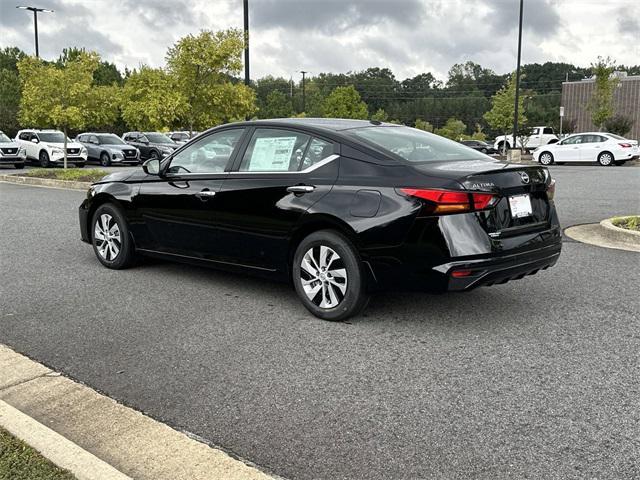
xmin=243 ymin=0 xmax=249 ymax=87
xmin=300 ymin=71 xmax=307 ymax=113
xmin=512 ymin=0 xmax=524 ymax=151
xmin=16 ymin=6 xmax=54 ymax=58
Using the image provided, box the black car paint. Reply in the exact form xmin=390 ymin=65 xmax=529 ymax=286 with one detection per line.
xmin=80 ymin=119 xmax=561 ymax=292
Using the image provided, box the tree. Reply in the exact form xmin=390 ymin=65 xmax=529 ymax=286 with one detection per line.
xmin=483 ymin=73 xmax=526 ymax=154
xmin=435 ymin=118 xmax=467 ymax=140
xmin=0 ymin=69 xmax=21 ymax=136
xmin=589 ymin=56 xmax=619 ymax=129
xmin=120 ymin=66 xmax=184 ymax=131
xmin=18 ymin=52 xmax=118 ymax=168
xmin=323 ymin=85 xmax=368 ymax=119
xmin=57 ymin=47 xmax=124 ymax=86
xmin=166 ymin=29 xmax=256 ymax=132
xmin=262 ymin=90 xmax=293 ymax=118
xmin=371 ymin=108 xmax=388 ymax=122
xmin=603 ymin=115 xmax=633 ymax=136
xmin=414 ymin=119 xmax=433 ymax=132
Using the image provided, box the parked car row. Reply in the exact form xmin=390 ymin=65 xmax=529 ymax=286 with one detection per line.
xmin=7 ymin=129 xmax=190 ymax=168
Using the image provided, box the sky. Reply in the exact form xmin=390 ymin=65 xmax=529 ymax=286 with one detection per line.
xmin=1 ymin=0 xmax=638 ymax=81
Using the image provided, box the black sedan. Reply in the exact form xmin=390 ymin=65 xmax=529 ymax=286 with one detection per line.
xmin=460 ymin=139 xmax=499 ymax=155
xmin=79 ymin=119 xmax=561 ymax=321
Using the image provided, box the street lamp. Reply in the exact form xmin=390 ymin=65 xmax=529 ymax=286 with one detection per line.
xmin=512 ymin=0 xmax=524 ymax=151
xmin=243 ymin=0 xmax=249 ymax=87
xmin=16 ymin=6 xmax=53 ymax=58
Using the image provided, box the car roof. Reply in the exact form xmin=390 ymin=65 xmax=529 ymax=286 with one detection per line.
xmin=243 ymin=118 xmax=396 ymax=131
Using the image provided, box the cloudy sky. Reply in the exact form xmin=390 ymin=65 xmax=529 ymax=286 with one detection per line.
xmin=1 ymin=0 xmax=638 ymax=81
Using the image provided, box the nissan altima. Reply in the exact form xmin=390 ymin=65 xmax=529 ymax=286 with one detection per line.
xmin=79 ymin=119 xmax=561 ymax=320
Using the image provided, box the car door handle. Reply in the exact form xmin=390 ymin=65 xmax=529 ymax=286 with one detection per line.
xmin=195 ymin=189 xmax=216 ymax=200
xmin=287 ymin=185 xmax=315 ymax=194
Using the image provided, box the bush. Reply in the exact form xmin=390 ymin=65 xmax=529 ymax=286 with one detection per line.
xmin=603 ymin=115 xmax=633 ymax=137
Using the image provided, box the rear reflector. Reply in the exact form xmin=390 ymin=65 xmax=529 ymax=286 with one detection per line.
xmin=399 ymin=188 xmax=497 ymax=214
xmin=451 ymin=269 xmax=474 ymax=278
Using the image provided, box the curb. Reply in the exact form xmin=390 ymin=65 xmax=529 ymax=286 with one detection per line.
xmin=0 ymin=400 xmax=132 ymax=480
xmin=0 ymin=344 xmax=278 ymax=480
xmin=600 ymin=217 xmax=640 ymax=243
xmin=0 ymin=173 xmax=91 ymax=190
xmin=564 ymin=221 xmax=640 ymax=252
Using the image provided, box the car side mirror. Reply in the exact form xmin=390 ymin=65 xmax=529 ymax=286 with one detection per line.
xmin=142 ymin=158 xmax=160 ymax=176
xmin=31 ymin=138 xmax=39 ymax=144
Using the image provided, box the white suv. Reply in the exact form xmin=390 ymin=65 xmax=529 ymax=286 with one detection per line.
xmin=493 ymin=126 xmax=558 ymax=153
xmin=15 ymin=129 xmax=88 ymax=168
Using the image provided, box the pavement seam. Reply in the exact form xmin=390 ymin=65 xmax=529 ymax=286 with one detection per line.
xmin=0 ymin=371 xmax=51 ymax=393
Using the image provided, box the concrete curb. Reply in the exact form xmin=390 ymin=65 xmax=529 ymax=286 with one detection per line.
xmin=565 ymin=222 xmax=640 ymax=253
xmin=600 ymin=217 xmax=640 ymax=243
xmin=0 ymin=400 xmax=132 ymax=480
xmin=0 ymin=173 xmax=91 ymax=190
xmin=0 ymin=344 xmax=278 ymax=480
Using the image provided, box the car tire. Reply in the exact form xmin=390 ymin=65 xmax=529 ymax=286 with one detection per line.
xmin=292 ymin=230 xmax=369 ymax=321
xmin=538 ymin=151 xmax=554 ymax=165
xmin=39 ymin=150 xmax=50 ymax=168
xmin=100 ymin=152 xmax=111 ymax=167
xmin=91 ymin=203 xmax=136 ymax=270
xmin=481 ymin=148 xmax=487 ymax=153
xmin=14 ymin=163 xmax=25 ymax=169
xmin=598 ymin=151 xmax=614 ymax=166
xmin=497 ymin=142 xmax=508 ymax=154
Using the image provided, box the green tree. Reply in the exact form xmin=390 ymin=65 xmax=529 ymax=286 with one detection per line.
xmin=435 ymin=117 xmax=467 ymax=140
xmin=262 ymin=90 xmax=293 ymax=118
xmin=603 ymin=114 xmax=633 ymax=136
xmin=0 ymin=69 xmax=21 ymax=135
xmin=18 ymin=52 xmax=118 ymax=168
xmin=371 ymin=108 xmax=388 ymax=122
xmin=483 ymin=73 xmax=526 ymax=153
xmin=323 ymin=85 xmax=368 ymax=119
xmin=589 ymin=56 xmax=619 ymax=129
xmin=414 ymin=119 xmax=433 ymax=132
xmin=120 ymin=66 xmax=184 ymax=131
xmin=166 ymin=29 xmax=256 ymax=132
xmin=57 ymin=47 xmax=123 ymax=86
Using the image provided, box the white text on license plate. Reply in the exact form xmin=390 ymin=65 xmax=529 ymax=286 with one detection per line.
xmin=509 ymin=194 xmax=532 ymax=218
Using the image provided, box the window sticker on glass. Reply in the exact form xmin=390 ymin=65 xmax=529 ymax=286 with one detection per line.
xmin=249 ymin=136 xmax=297 ymax=171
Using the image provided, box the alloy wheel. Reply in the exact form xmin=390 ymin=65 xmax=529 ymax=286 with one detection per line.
xmin=599 ymin=153 xmax=612 ymax=166
xmin=539 ymin=153 xmax=553 ymax=165
xmin=94 ymin=213 xmax=121 ymax=261
xmin=300 ymin=245 xmax=348 ymax=309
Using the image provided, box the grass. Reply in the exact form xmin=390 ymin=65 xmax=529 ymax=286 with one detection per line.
xmin=24 ymin=168 xmax=108 ymax=183
xmin=0 ymin=428 xmax=76 ymax=480
xmin=612 ymin=215 xmax=640 ymax=231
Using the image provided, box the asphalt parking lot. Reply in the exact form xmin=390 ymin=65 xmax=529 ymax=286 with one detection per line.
xmin=1 ymin=164 xmax=639 ymax=479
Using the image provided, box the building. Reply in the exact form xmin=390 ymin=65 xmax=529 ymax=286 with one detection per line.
xmin=561 ymin=73 xmax=640 ymax=139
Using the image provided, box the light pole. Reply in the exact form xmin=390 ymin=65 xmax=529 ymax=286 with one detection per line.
xmin=512 ymin=0 xmax=524 ymax=151
xmin=300 ymin=71 xmax=307 ymax=113
xmin=16 ymin=6 xmax=53 ymax=58
xmin=243 ymin=0 xmax=249 ymax=87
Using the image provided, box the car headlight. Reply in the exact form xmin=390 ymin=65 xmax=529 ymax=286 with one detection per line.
xmin=112 ymin=150 xmax=124 ymax=158
xmin=81 ymin=147 xmax=88 ymax=155
xmin=19 ymin=147 xmax=26 ymax=156
xmin=51 ymin=147 xmax=64 ymax=155
xmin=160 ymin=147 xmax=173 ymax=154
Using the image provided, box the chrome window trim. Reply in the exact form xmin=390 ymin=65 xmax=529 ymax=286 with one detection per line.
xmin=164 ymin=154 xmax=339 ymax=178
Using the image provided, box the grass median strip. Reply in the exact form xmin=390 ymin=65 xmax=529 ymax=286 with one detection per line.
xmin=0 ymin=427 xmax=76 ymax=480
xmin=24 ymin=168 xmax=108 ymax=183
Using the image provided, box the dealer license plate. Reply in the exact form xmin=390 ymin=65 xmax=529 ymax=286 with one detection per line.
xmin=509 ymin=194 xmax=532 ymax=218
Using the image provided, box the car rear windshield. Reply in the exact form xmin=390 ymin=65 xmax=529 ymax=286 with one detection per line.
xmin=38 ymin=132 xmax=67 ymax=143
xmin=145 ymin=133 xmax=175 ymax=144
xmin=97 ymin=134 xmax=126 ymax=145
xmin=0 ymin=133 xmax=11 ymax=142
xmin=606 ymin=133 xmax=626 ymax=140
xmin=347 ymin=126 xmax=489 ymax=163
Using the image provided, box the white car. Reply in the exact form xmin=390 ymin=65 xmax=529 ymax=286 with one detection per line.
xmin=533 ymin=132 xmax=639 ymax=166
xmin=0 ymin=130 xmax=27 ymax=169
xmin=15 ymin=129 xmax=88 ymax=168
xmin=494 ymin=126 xmax=558 ymax=152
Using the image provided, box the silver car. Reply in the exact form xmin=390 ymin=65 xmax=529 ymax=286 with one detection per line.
xmin=76 ymin=133 xmax=140 ymax=166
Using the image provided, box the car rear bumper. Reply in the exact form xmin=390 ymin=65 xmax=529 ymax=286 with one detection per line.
xmin=436 ymin=242 xmax=561 ymax=291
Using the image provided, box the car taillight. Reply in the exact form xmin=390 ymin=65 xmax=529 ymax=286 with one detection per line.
xmin=546 ymin=178 xmax=556 ymax=200
xmin=399 ymin=188 xmax=498 ymax=214
xmin=618 ymin=143 xmax=632 ymax=148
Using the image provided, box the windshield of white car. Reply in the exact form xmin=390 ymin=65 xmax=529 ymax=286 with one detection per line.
xmin=97 ymin=135 xmax=126 ymax=145
xmin=145 ymin=133 xmax=176 ymax=144
xmin=347 ymin=126 xmax=489 ymax=163
xmin=0 ymin=133 xmax=11 ymax=142
xmin=38 ymin=132 xmax=68 ymax=143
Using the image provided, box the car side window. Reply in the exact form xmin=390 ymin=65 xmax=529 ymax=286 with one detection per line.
xmin=90 ymin=135 xmax=99 ymax=144
xmin=19 ymin=132 xmax=30 ymax=140
xmin=562 ymin=136 xmax=577 ymax=145
xmin=543 ymin=127 xmax=554 ymax=135
xmin=239 ymin=129 xmax=311 ymax=172
xmin=299 ymin=137 xmax=335 ymax=171
xmin=167 ymin=129 xmax=244 ymax=174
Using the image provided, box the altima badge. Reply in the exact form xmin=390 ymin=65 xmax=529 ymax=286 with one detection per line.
xmin=519 ymin=172 xmax=530 ymax=184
